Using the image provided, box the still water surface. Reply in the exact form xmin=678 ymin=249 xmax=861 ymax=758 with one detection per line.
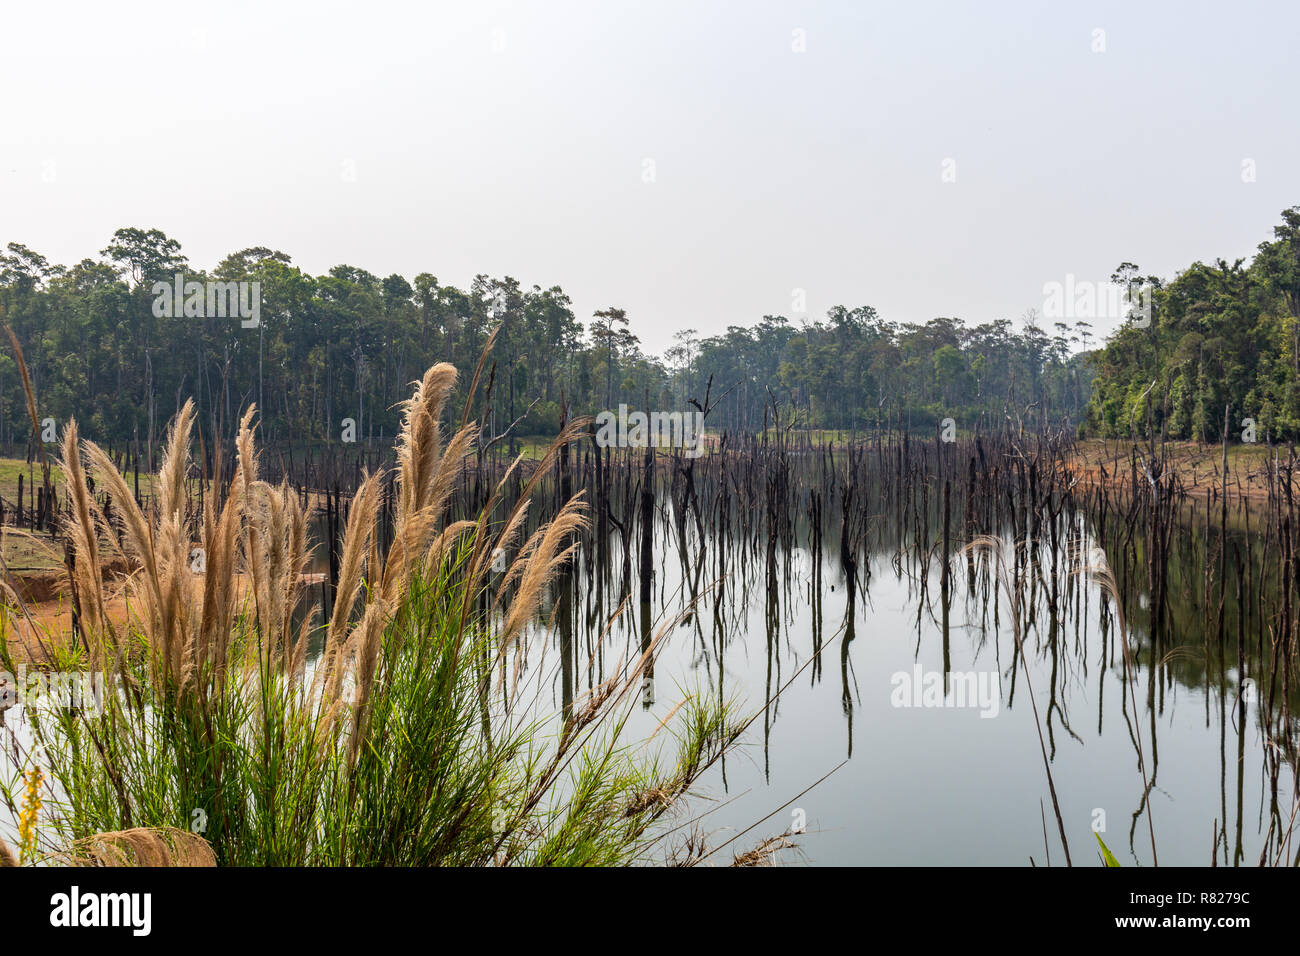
xmin=541 ymin=494 xmax=1293 ymax=866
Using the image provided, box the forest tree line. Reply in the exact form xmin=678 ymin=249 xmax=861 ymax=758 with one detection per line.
xmin=1085 ymin=206 xmax=1300 ymax=443
xmin=0 ymin=225 xmax=1104 ymax=455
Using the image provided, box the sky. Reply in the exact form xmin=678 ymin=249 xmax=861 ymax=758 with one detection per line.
xmin=2 ymin=0 xmax=1298 ymax=356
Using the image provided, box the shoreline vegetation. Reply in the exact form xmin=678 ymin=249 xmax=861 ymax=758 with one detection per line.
xmin=0 ymin=348 xmax=792 ymax=867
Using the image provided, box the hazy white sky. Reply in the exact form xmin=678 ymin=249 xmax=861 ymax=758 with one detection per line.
xmin=2 ymin=0 xmax=1297 ymax=354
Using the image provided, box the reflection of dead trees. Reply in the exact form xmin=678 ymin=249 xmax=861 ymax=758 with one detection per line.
xmin=839 ymin=566 xmax=857 ymax=758
xmin=809 ymin=489 xmax=824 ymax=684
xmin=638 ymin=393 xmax=655 ymax=611
xmin=762 ymin=530 xmax=779 ymax=783
xmin=968 ymin=534 xmax=1073 ymax=867
xmin=334 ymin=396 xmax=1300 ymax=864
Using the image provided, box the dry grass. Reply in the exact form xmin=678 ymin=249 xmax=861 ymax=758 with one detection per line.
xmin=58 ymin=399 xmax=315 ymax=694
xmin=50 ymin=355 xmax=571 ymax=724
xmin=53 ymin=827 xmax=216 ymax=868
xmin=731 ymin=832 xmax=798 ymax=866
xmin=2 ymin=345 xmax=756 ymax=867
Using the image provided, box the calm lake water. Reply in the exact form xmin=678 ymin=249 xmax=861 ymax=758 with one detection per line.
xmin=542 ymin=485 xmax=1295 ymax=866
xmin=3 ymin=460 xmax=1293 ymax=867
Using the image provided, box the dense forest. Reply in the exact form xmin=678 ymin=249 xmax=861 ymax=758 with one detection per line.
xmin=6 ymin=208 xmax=1297 ymax=453
xmin=1086 ymin=206 xmax=1300 ymax=443
xmin=0 ymin=228 xmax=1098 ymax=455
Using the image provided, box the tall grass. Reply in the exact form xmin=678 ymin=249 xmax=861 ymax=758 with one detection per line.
xmin=1 ymin=359 xmax=748 ymax=866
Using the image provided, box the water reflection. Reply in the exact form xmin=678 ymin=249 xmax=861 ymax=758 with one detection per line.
xmin=538 ymin=472 xmax=1298 ymax=866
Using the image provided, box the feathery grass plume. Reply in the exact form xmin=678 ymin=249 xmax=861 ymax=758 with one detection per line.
xmin=207 ymin=407 xmax=258 ymax=678
xmin=283 ymin=482 xmax=309 ymax=645
xmin=458 ymin=416 xmax=592 ymax=637
xmin=367 ymin=486 xmax=382 ymax=607
xmin=235 ymin=407 xmax=266 ymax=642
xmin=62 ymin=398 xmax=316 ymax=694
xmin=256 ymin=485 xmax=284 ymax=660
xmin=74 ymin=401 xmax=197 ymax=681
xmin=422 ymin=423 xmax=477 ymax=529
xmin=488 ymin=500 xmax=533 ymax=597
xmin=55 ymin=827 xmax=216 ymax=867
xmin=376 ymin=507 xmax=439 ymax=610
xmin=235 ymin=475 xmax=311 ymax=671
xmin=392 ymin=424 xmax=476 ymax=582
xmin=395 ymin=362 xmax=459 ymax=525
xmin=59 ymin=419 xmax=109 ymax=649
xmin=156 ymin=400 xmax=196 ymax=531
xmin=155 ymin=403 xmax=199 ymax=678
xmin=497 ymin=495 xmax=587 ymax=655
xmin=0 ymin=837 xmax=16 ymax=867
xmin=196 ymin=471 xmax=242 ymax=689
xmin=318 ymin=471 xmax=381 ymax=700
xmin=364 ymin=367 xmax=476 ymax=628
xmin=154 ymin=509 xmax=189 ymax=682
xmin=262 ymin=484 xmax=289 ymax=660
xmin=80 ymin=440 xmax=163 ymax=618
xmin=77 ymin=437 xmax=176 ymax=698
